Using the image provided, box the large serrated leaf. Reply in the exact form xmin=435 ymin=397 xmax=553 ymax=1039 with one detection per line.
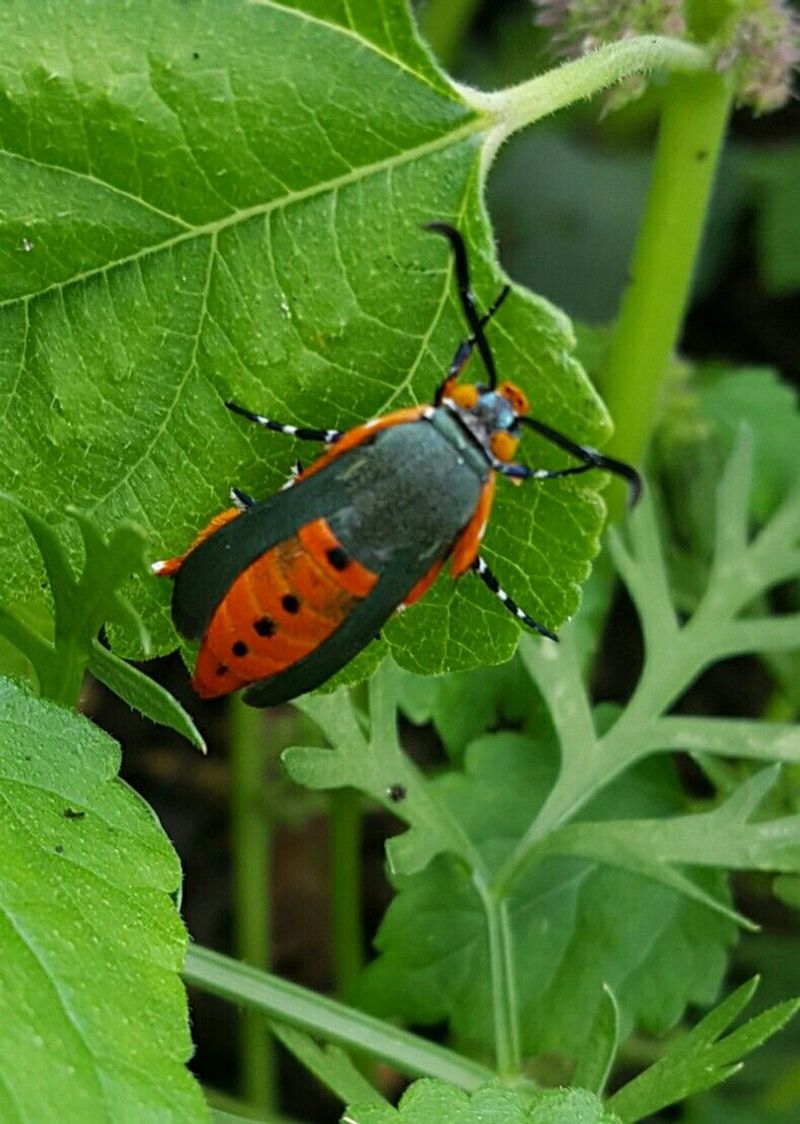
xmin=0 ymin=678 xmax=207 ymax=1122
xmin=354 ymin=733 xmax=734 ymax=1058
xmin=0 ymin=0 xmax=612 ymax=681
xmin=344 ymin=1079 xmax=621 ymax=1123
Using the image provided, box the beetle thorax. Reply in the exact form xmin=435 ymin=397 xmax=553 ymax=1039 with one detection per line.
xmin=443 ymin=380 xmax=529 ymax=464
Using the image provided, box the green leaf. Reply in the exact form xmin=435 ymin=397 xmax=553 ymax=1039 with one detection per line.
xmin=273 ymin=1023 xmax=382 ymax=1107
xmin=88 ymin=639 xmax=206 ymax=751
xmin=344 ymin=1079 xmax=621 ymax=1124
xmin=677 ymin=933 xmax=800 ymax=1122
xmin=394 ymin=655 xmax=538 ymax=758
xmin=343 ymin=1080 xmax=527 ymax=1124
xmin=525 ymin=1088 xmax=621 ymax=1124
xmin=545 ymin=767 xmax=800 ymax=929
xmin=0 ymin=595 xmax=53 ymax=687
xmin=608 ymin=979 xmax=800 ymax=1122
xmin=605 ymin=437 xmax=800 ymax=720
xmin=0 ymin=601 xmax=51 ymax=690
xmin=0 ymin=495 xmax=150 ymax=706
xmin=183 ymin=944 xmax=493 ymax=1091
xmin=640 ymin=716 xmax=800 ymax=767
xmin=653 ymin=365 xmax=800 ymax=607
xmin=0 ymin=0 xmax=612 ymax=682
xmin=572 ymin=985 xmax=621 ymax=1096
xmin=386 ymin=542 xmax=616 ymax=759
xmin=354 ymin=733 xmax=734 ymax=1058
xmin=0 ymin=677 xmax=207 ymax=1122
xmin=287 ymin=663 xmax=483 ymax=878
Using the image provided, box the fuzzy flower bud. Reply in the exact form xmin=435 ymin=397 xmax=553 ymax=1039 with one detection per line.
xmin=715 ymin=0 xmax=800 ymax=113
xmin=533 ymin=1 xmax=799 ymax=113
xmin=534 ymin=0 xmax=686 ymax=59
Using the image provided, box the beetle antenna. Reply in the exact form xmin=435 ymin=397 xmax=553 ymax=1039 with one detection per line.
xmin=426 ymin=222 xmax=500 ymax=390
xmin=517 ymin=416 xmax=643 ymax=506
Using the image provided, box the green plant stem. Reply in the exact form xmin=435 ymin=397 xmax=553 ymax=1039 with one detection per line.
xmin=601 ymin=71 xmax=734 ymax=510
xmin=292 ymin=679 xmax=523 ymax=1079
xmin=50 ymin=639 xmax=88 ymax=708
xmin=388 ymin=763 xmax=523 ymax=1076
xmin=418 ymin=0 xmax=481 ymax=69
xmin=329 ymin=787 xmax=364 ymax=998
xmin=400 ymin=793 xmax=522 ymax=1077
xmin=184 ymin=944 xmax=494 ymax=1090
xmin=395 ymin=769 xmax=523 ymax=1077
xmin=480 ymin=888 xmax=520 ymax=1079
xmin=231 ymin=697 xmax=275 ymax=1116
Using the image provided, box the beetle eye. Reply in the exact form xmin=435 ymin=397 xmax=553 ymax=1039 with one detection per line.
xmin=497 ymin=380 xmax=530 ymax=416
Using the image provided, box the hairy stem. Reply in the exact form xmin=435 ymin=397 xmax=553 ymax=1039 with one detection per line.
xmin=459 ymin=36 xmax=710 ymax=163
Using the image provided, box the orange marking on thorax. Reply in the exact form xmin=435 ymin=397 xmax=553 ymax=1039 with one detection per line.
xmin=448 ymin=382 xmax=479 ymax=409
xmin=490 ymin=431 xmax=519 ymax=463
xmin=191 ymin=518 xmax=379 ymax=699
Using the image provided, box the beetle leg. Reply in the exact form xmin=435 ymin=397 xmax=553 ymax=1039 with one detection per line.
xmin=496 ymin=455 xmax=642 ymax=507
xmin=230 ymin=487 xmax=256 ymax=510
xmin=472 ymin=556 xmax=557 ymax=641
xmin=500 ymin=462 xmax=596 ymax=482
xmin=506 ymin=418 xmax=643 ymax=505
xmin=428 ymin=223 xmax=512 ymax=391
xmin=433 ymin=286 xmax=512 ymax=405
xmin=226 ymin=400 xmax=343 ymax=444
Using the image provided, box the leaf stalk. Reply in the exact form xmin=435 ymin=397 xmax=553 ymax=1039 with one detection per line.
xmin=457 ymin=36 xmax=710 ymax=163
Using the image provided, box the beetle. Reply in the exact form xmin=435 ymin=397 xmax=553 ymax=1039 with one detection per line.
xmin=153 ymin=224 xmax=641 ymax=707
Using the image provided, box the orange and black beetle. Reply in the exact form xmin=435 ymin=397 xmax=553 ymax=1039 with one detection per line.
xmin=154 ymin=224 xmax=640 ymax=707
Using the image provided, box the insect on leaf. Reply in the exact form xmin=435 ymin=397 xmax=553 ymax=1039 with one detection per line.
xmin=0 ymin=0 xmax=612 ymax=680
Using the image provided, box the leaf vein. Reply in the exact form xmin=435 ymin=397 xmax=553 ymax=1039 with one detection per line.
xmin=87 ymin=232 xmax=218 ymax=514
xmin=0 ymin=121 xmax=480 ymax=311
xmin=247 ymin=0 xmax=455 ymax=97
xmin=0 ymin=148 xmax=191 ymax=231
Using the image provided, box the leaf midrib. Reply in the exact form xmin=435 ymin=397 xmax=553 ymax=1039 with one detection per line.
xmin=0 ymin=116 xmax=483 ymax=312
